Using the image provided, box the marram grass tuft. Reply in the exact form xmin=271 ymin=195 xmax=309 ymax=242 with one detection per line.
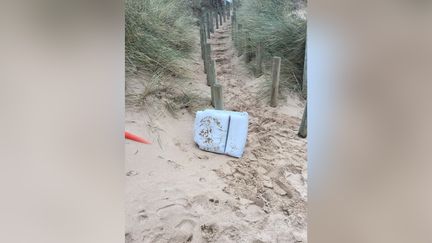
xmin=237 ymin=0 xmax=306 ymax=97
xmin=126 ymin=0 xmax=196 ymax=76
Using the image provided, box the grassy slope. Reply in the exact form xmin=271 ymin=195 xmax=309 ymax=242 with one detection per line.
xmin=125 ymin=0 xmax=196 ymax=76
xmin=237 ymin=0 xmax=306 ymax=95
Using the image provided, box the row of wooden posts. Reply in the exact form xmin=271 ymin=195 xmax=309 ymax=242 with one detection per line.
xmin=231 ymin=19 xmax=307 ymax=137
xmin=269 ymin=55 xmax=307 ymax=137
xmin=198 ymin=0 xmax=307 ymax=138
xmin=199 ymin=0 xmax=238 ymax=110
xmin=199 ymin=0 xmax=234 ymax=41
xmin=270 ymin=55 xmax=307 ymax=138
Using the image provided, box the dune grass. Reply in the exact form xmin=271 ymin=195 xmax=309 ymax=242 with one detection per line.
xmin=125 ymin=0 xmax=210 ymax=115
xmin=125 ymin=0 xmax=196 ymax=76
xmin=236 ymin=0 xmax=306 ymax=98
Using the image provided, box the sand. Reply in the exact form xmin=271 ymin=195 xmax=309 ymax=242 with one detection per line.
xmin=126 ymin=21 xmax=307 ymax=243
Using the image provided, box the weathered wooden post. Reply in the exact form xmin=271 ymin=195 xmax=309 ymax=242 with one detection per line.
xmin=231 ymin=15 xmax=235 ymax=40
xmin=231 ymin=4 xmax=236 ymax=40
xmin=298 ymin=104 xmax=307 ymax=138
xmin=212 ymin=10 xmax=219 ymax=29
xmin=255 ymin=42 xmax=263 ymax=77
xmin=200 ymin=11 xmax=207 ymax=37
xmin=200 ymin=26 xmax=203 ymax=59
xmin=211 ymin=79 xmax=218 ymax=106
xmin=208 ymin=11 xmax=214 ymax=34
xmin=207 ymin=59 xmax=216 ymax=86
xmin=216 ymin=10 xmax=222 ymax=27
xmin=227 ymin=2 xmax=231 ymax=19
xmin=212 ymin=83 xmax=224 ymax=110
xmin=200 ymin=16 xmax=209 ymax=73
xmin=302 ymin=42 xmax=307 ymax=97
xmin=245 ymin=33 xmax=253 ymax=63
xmin=205 ymin=10 xmax=211 ymax=39
xmin=200 ymin=21 xmax=206 ymax=61
xmin=204 ymin=43 xmax=211 ymax=75
xmin=222 ymin=4 xmax=226 ymax=23
xmin=270 ymin=56 xmax=281 ymax=107
xmin=219 ymin=7 xmax=223 ymax=26
xmin=237 ymin=24 xmax=243 ymax=57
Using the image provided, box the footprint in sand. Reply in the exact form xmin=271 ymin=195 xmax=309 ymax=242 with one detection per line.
xmin=152 ymin=202 xmax=197 ymax=243
xmin=167 ymin=159 xmax=184 ymax=169
xmin=176 ymin=219 xmax=196 ymax=232
xmin=194 ymin=153 xmax=209 ymax=160
xmin=156 ymin=199 xmax=197 ymax=222
xmin=167 ymin=231 xmax=193 ymax=243
xmin=242 ymin=204 xmax=266 ymax=223
xmin=125 ymin=232 xmax=133 ymax=243
xmin=126 ymin=170 xmax=138 ymax=176
xmin=208 ymin=198 xmax=220 ymax=205
xmin=200 ymin=223 xmax=240 ymax=243
xmin=156 ymin=204 xmax=187 ymax=218
xmin=160 ymin=219 xmax=197 ymax=243
xmin=200 ymin=223 xmax=219 ymax=242
xmin=137 ymin=209 xmax=148 ymax=221
xmin=173 ymin=138 xmax=188 ymax=152
xmin=191 ymin=194 xmax=223 ymax=212
xmin=217 ymin=225 xmax=241 ymax=242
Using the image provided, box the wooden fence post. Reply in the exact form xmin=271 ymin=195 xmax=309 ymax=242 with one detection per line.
xmin=215 ymin=10 xmax=219 ymax=29
xmin=205 ymin=10 xmax=211 ymax=39
xmin=208 ymin=11 xmax=214 ymax=34
xmin=211 ymin=79 xmax=218 ymax=106
xmin=255 ymin=42 xmax=263 ymax=77
xmin=200 ymin=20 xmax=209 ymax=73
xmin=212 ymin=83 xmax=224 ymax=110
xmin=222 ymin=4 xmax=226 ymax=23
xmin=231 ymin=7 xmax=236 ymax=40
xmin=200 ymin=22 xmax=206 ymax=61
xmin=219 ymin=8 xmax=223 ymax=26
xmin=207 ymin=59 xmax=216 ymax=86
xmin=302 ymin=42 xmax=307 ymax=97
xmin=245 ymin=33 xmax=252 ymax=63
xmin=270 ymin=56 xmax=281 ymax=107
xmin=298 ymin=104 xmax=307 ymax=138
xmin=237 ymin=24 xmax=243 ymax=57
xmin=231 ymin=16 xmax=235 ymax=39
xmin=204 ymin=43 xmax=211 ymax=75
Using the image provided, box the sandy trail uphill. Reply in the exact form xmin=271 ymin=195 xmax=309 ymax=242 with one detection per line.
xmin=126 ymin=19 xmax=307 ymax=243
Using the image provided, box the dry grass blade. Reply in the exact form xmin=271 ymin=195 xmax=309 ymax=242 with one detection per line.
xmin=126 ymin=0 xmax=196 ymax=76
xmin=237 ymin=0 xmax=306 ymax=98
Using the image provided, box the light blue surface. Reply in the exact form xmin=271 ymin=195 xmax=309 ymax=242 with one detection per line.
xmin=194 ymin=110 xmax=230 ymax=154
xmin=194 ymin=109 xmax=249 ymax=158
xmin=224 ymin=111 xmax=249 ymax=158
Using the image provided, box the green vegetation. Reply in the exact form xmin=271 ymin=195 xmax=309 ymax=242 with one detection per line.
xmin=125 ymin=0 xmax=196 ymax=75
xmin=125 ymin=0 xmax=207 ymax=115
xmin=236 ymin=0 xmax=306 ymax=96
